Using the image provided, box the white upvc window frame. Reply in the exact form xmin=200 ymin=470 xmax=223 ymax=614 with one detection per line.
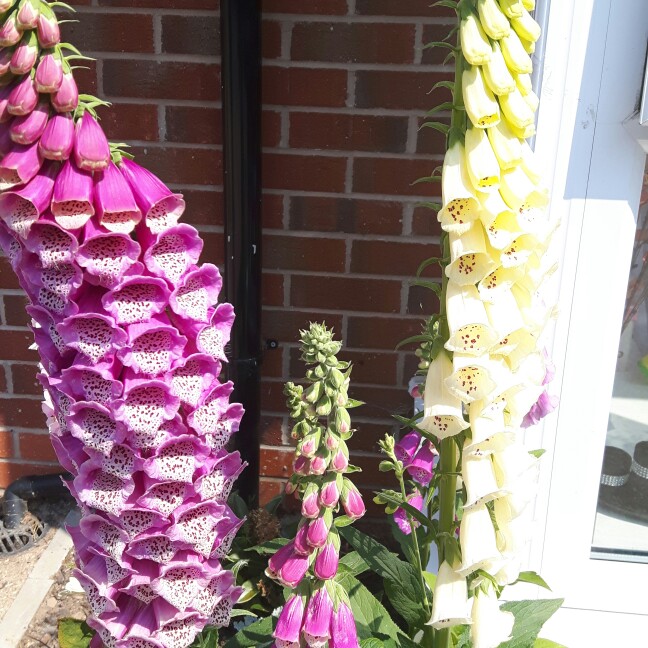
xmin=524 ymin=0 xmax=648 ymax=644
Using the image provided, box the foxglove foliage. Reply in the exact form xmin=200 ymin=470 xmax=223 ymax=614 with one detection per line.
xmin=267 ymin=324 xmax=363 ymax=648
xmin=0 ymin=2 xmax=244 ymax=646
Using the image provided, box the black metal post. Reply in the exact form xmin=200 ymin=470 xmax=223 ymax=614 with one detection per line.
xmin=220 ymin=0 xmax=262 ymax=506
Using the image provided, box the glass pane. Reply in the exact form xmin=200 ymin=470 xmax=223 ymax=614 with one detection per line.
xmin=592 ymin=159 xmax=648 ymax=562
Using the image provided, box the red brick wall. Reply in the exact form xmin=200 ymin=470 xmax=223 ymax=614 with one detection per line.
xmin=0 ymin=0 xmax=454 ymax=496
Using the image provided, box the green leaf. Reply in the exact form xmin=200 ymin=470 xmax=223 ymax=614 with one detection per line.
xmin=418 ymin=201 xmax=442 ymax=211
xmin=430 ymin=80 xmax=455 ymax=93
xmin=361 ymin=640 xmax=385 ymax=648
xmin=246 ymin=537 xmax=290 ymax=555
xmin=410 ymin=279 xmax=442 ymax=295
xmin=416 ymin=256 xmax=446 ymax=277
xmin=191 ymin=627 xmax=219 ymax=648
xmin=58 ymin=619 xmax=94 ymax=648
xmin=419 ymin=121 xmax=450 ymax=135
xmin=432 ymin=0 xmax=458 ymax=7
xmin=422 ymin=570 xmax=436 ymax=591
xmin=534 ymin=639 xmax=568 ymax=648
xmin=422 ymin=41 xmax=457 ymax=50
xmin=500 ymin=599 xmax=564 ymax=648
xmin=228 ymin=491 xmax=249 ymax=519
xmin=339 ymin=550 xmax=369 ymax=576
xmin=411 ymin=175 xmax=441 ymax=185
xmin=224 ymin=616 xmax=274 ymax=648
xmin=345 ymin=398 xmax=364 ymax=408
xmin=230 ymin=609 xmax=258 ymax=618
xmin=395 ymin=333 xmax=434 ymax=350
xmin=340 ymin=526 xmax=428 ymax=629
xmin=514 ymin=571 xmax=552 ymax=591
xmin=334 ymin=514 xmax=356 ymax=528
xmin=529 ymin=448 xmax=546 ymax=458
xmin=426 ymin=101 xmax=455 ymax=115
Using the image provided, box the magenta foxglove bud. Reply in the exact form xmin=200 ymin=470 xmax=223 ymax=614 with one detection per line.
xmin=94 ymin=161 xmax=142 ymax=233
xmin=0 ymin=83 xmax=13 ymax=122
xmin=120 ymin=157 xmax=186 ymax=233
xmin=330 ymin=445 xmax=349 ymax=473
xmin=0 ymin=1 xmax=15 ymax=13
xmin=0 ymin=140 xmax=42 ymax=191
xmin=330 ymin=601 xmax=360 ymax=648
xmin=340 ymin=478 xmax=365 ymax=521
xmin=9 ymin=30 xmax=38 ymax=75
xmin=7 ymin=73 xmax=38 ymax=116
xmin=16 ymin=0 xmax=40 ymax=30
xmin=267 ymin=540 xmax=297 ymax=578
xmin=274 ymin=593 xmax=306 ymax=645
xmin=406 ymin=441 xmax=437 ymax=486
xmin=36 ymin=4 xmax=59 ymax=48
xmin=395 ymin=430 xmax=421 ymax=464
xmin=10 ymin=100 xmax=49 ymax=145
xmin=294 ymin=522 xmax=312 ymax=555
xmin=278 ymin=550 xmax=310 ymax=588
xmin=0 ymin=49 xmax=12 ymax=77
xmin=310 ymin=453 xmax=329 ymax=475
xmin=313 ymin=539 xmax=339 ymax=580
xmin=301 ymin=483 xmax=321 ymax=519
xmin=319 ymin=475 xmax=340 ymax=508
xmin=303 ymin=585 xmax=334 ymax=647
xmin=299 ymin=429 xmax=321 ymax=458
xmin=307 ymin=513 xmax=331 ymax=548
xmin=0 ymin=13 xmax=22 ymax=48
xmin=35 ymin=53 xmax=63 ymax=93
xmin=74 ymin=111 xmax=110 ymax=172
xmin=39 ymin=112 xmax=73 ymax=160
xmin=51 ymin=158 xmax=94 ymax=229
xmin=394 ymin=489 xmax=425 ymax=536
xmin=51 ymin=70 xmax=78 ymax=113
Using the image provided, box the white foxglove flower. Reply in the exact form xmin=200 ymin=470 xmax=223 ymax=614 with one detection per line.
xmin=446 ymin=224 xmax=498 ymax=285
xmin=508 ymin=120 xmax=536 ymax=140
xmin=511 ymin=284 xmax=555 ymax=332
xmin=427 ymin=561 xmax=472 ymax=629
xmin=515 ymin=253 xmax=559 ymax=292
xmin=523 ymin=89 xmax=540 ymax=113
xmin=515 ymin=72 xmax=533 ymax=95
xmin=520 ymin=140 xmax=541 ymax=184
xmin=512 ymin=7 xmax=542 ymax=43
xmin=458 ymin=504 xmax=501 ymax=576
xmin=495 ymin=555 xmax=523 ymax=586
xmin=478 ymin=265 xmax=525 ymax=303
xmin=500 ymin=166 xmax=549 ymax=211
xmin=420 ymin=351 xmax=470 ymax=439
xmin=477 ymin=0 xmax=511 ymax=39
xmin=463 ymin=65 xmax=500 ymax=128
xmin=500 ymin=29 xmax=533 ymax=73
xmin=445 ymin=353 xmax=503 ymax=403
xmin=445 ymin=283 xmax=499 ymax=356
xmin=483 ymin=42 xmax=517 ymax=96
xmin=487 ymin=121 xmax=523 ymax=172
xmin=470 ymin=587 xmax=515 ymax=648
xmin=496 ymin=509 xmax=532 ymax=556
xmin=499 ymin=0 xmax=524 ymax=19
xmin=492 ymin=443 xmax=539 ymax=491
xmin=465 ymin=126 xmax=501 ymax=192
xmin=460 ymin=12 xmax=492 ymax=66
xmin=438 ymin=141 xmax=481 ymax=234
xmin=466 ymin=401 xmax=515 ymax=453
xmin=479 ymin=193 xmax=522 ymax=250
xmin=499 ymin=88 xmax=536 ymax=130
xmin=462 ymin=443 xmax=508 ymax=508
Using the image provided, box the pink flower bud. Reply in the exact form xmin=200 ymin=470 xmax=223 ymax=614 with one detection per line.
xmin=94 ymin=161 xmax=142 ymax=233
xmin=36 ymin=5 xmax=59 ymax=48
xmin=10 ymin=101 xmax=48 ymax=145
xmin=294 ymin=523 xmax=312 ymax=555
xmin=274 ymin=594 xmax=306 ymax=644
xmin=341 ymin=479 xmax=365 ymax=521
xmin=16 ymin=0 xmax=40 ymax=30
xmin=9 ymin=30 xmax=37 ymax=75
xmin=306 ymin=515 xmax=330 ymax=548
xmin=0 ymin=14 xmax=22 ymax=48
xmin=395 ymin=431 xmax=421 ymax=464
xmin=293 ymin=454 xmax=310 ymax=476
xmin=314 ymin=541 xmax=339 ymax=580
xmin=325 ymin=432 xmax=339 ymax=451
xmin=319 ymin=477 xmax=340 ymax=508
xmin=35 ymin=53 xmax=63 ymax=93
xmin=39 ymin=112 xmax=74 ymax=161
xmin=285 ymin=480 xmax=297 ymax=495
xmin=74 ymin=112 xmax=110 ymax=171
xmin=279 ymin=552 xmax=310 ymax=588
xmin=0 ymin=140 xmax=41 ymax=191
xmin=310 ymin=454 xmax=328 ymax=475
xmin=301 ymin=484 xmax=320 ymax=519
xmin=7 ymin=74 xmax=38 ymax=116
xmin=394 ymin=489 xmax=425 ymax=536
xmin=0 ymin=1 xmax=15 ymax=12
xmin=0 ymin=49 xmax=12 ymax=77
xmin=303 ymin=586 xmax=333 ymax=647
xmin=330 ymin=448 xmax=349 ymax=473
xmin=330 ymin=601 xmax=360 ymax=648
xmin=406 ymin=441 xmax=437 ymax=486
xmin=267 ymin=539 xmax=295 ymax=577
xmin=51 ymin=71 xmax=78 ymax=113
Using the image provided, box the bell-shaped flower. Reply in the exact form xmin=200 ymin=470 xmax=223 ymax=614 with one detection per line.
xmin=500 ymin=29 xmax=532 ymax=73
xmin=120 ymin=158 xmax=186 ymax=233
xmin=58 ymin=311 xmax=127 ymax=364
xmin=478 ymin=264 xmax=524 ymax=303
xmin=394 ymin=430 xmax=421 ymax=463
xmin=393 ymin=489 xmax=424 ymax=535
xmin=438 ymin=141 xmax=481 ymax=234
xmin=477 ymin=0 xmax=510 ymax=39
xmin=303 ymin=584 xmax=334 ymax=648
xmin=0 ymin=160 xmax=58 ymax=238
xmin=59 ymin=360 xmax=122 ymax=405
xmin=24 ymin=259 xmax=83 ymax=303
xmin=445 ymin=223 xmax=498 ymax=285
xmin=521 ymin=389 xmax=559 ymax=427
xmin=445 ymin=353 xmax=500 ymax=404
xmin=35 ymin=52 xmax=63 ymax=93
xmin=407 ymin=441 xmax=437 ymax=485
xmin=0 ymin=12 xmax=22 ymax=47
xmin=74 ymin=111 xmax=110 ymax=171
xmin=10 ymin=101 xmax=49 ymax=145
xmin=94 ymin=161 xmax=143 ymax=233
xmin=495 ymin=508 xmax=532 ymax=558
xmin=36 ymin=3 xmax=60 ymax=48
xmin=314 ymin=533 xmax=340 ymax=580
xmin=267 ymin=540 xmax=310 ymax=588
xmin=500 ymin=166 xmax=549 ymax=212
xmin=427 ymin=561 xmax=471 ymax=629
xmin=492 ymin=442 xmax=539 ymax=493
xmin=479 ymin=193 xmax=522 ymax=250
xmin=512 ymin=7 xmax=541 ymax=42
xmin=420 ymin=351 xmax=470 ymax=439
xmin=523 ymin=88 xmax=540 ymax=113
xmin=170 ymin=352 xmax=220 ymax=409
xmin=51 ymin=158 xmax=94 ymax=229
xmin=102 ymin=275 xmax=170 ymax=325
xmin=462 ymin=64 xmax=500 ymax=128
xmin=7 ymin=74 xmax=38 ymax=116
xmin=465 ymin=126 xmax=500 ymax=192
xmin=486 ymin=120 xmax=522 ymax=171
xmin=119 ymin=320 xmax=187 ymax=376
xmin=10 ymin=30 xmax=38 ymax=75
xmin=39 ymin=113 xmax=74 ymax=160
xmin=482 ymin=42 xmax=516 ymax=96
xmin=52 ymin=70 xmax=78 ymax=113
xmin=274 ymin=591 xmax=306 ymax=645
xmin=340 ymin=478 xmax=365 ymax=520
xmin=499 ymin=88 xmax=536 ymax=130
xmin=515 ymin=71 xmax=533 ymax=95
xmin=460 ymin=12 xmax=491 ymax=66
xmin=463 ymin=445 xmax=508 ymax=508
xmin=169 ymin=264 xmax=223 ymax=323
xmin=458 ymin=504 xmax=501 ymax=576
xmin=73 ymin=464 xmax=135 ymax=518
xmin=470 ymin=587 xmax=515 ymax=648
xmin=195 ymin=450 xmax=245 ymax=502
xmin=519 ymin=139 xmax=541 ymax=184
xmin=320 ymin=473 xmax=341 ymax=508
xmin=465 ymin=400 xmax=515 ymax=454
xmin=330 ymin=600 xmax=360 ymax=648
xmin=500 ymin=0 xmax=523 ymax=18
xmin=141 ymin=223 xmax=204 ymax=284
xmin=194 ymin=303 xmax=235 ymax=362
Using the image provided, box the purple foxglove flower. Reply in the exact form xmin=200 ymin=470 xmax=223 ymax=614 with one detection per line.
xmin=330 ymin=601 xmax=360 ymax=648
xmin=10 ymin=30 xmax=38 ymax=74
xmin=406 ymin=441 xmax=437 ymax=486
xmin=39 ymin=112 xmax=73 ymax=160
xmin=278 ymin=550 xmax=310 ymax=588
xmin=58 ymin=311 xmax=128 ymax=364
xmin=0 ymin=140 xmax=41 ymax=190
xmin=307 ymin=513 xmax=331 ymax=548
xmin=102 ymin=275 xmax=170 ymax=325
xmin=267 ymin=540 xmax=297 ymax=578
xmin=23 ymin=258 xmax=83 ymax=301
xmin=10 ymin=100 xmax=49 ymax=145
xmin=0 ymin=160 xmax=58 ymax=238
xmin=35 ymin=52 xmax=63 ymax=93
xmin=36 ymin=3 xmax=59 ymax=48
xmin=195 ymin=451 xmax=245 ymax=502
xmin=74 ymin=111 xmax=110 ymax=171
xmin=7 ymin=73 xmax=38 ymax=116
xmin=0 ymin=13 xmax=22 ymax=48
xmin=59 ymin=360 xmax=123 ymax=405
xmin=274 ymin=593 xmax=306 ymax=644
xmin=170 ymin=352 xmax=220 ymax=409
xmin=521 ymin=390 xmax=559 ymax=428
xmin=51 ymin=158 xmax=94 ymax=229
xmin=394 ymin=489 xmax=425 ymax=535
xmin=73 ymin=464 xmax=136 ymax=517
xmin=340 ymin=479 xmax=365 ymax=521
xmin=142 ymin=434 xmax=206 ymax=484
xmin=169 ymin=264 xmax=223 ymax=323
xmin=16 ymin=0 xmax=40 ymax=29
xmin=301 ymin=482 xmax=321 ymax=519
xmin=94 ymin=161 xmax=143 ymax=233
xmin=303 ymin=585 xmax=334 ymax=647
xmin=319 ymin=475 xmax=340 ymax=508
xmin=194 ymin=303 xmax=235 ymax=362
xmin=0 ymin=49 xmax=12 ymax=78
xmin=395 ymin=430 xmax=421 ymax=464
xmin=314 ymin=538 xmax=339 ymax=580
xmin=141 ymin=223 xmax=203 ymax=284
xmin=120 ymin=157 xmax=186 ymax=233
xmin=51 ymin=70 xmax=78 ymax=113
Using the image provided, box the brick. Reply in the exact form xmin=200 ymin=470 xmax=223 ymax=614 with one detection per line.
xmin=3 ymin=294 xmax=30 ymax=326
xmin=263 ymin=153 xmax=346 ymax=193
xmin=181 ymin=189 xmax=224 ymax=227
xmin=355 ymin=70 xmax=451 ymax=110
xmin=262 ymin=110 xmax=282 ymax=148
xmin=102 ymin=103 xmax=158 ymax=142
xmin=348 ymin=385 xmax=411 ymax=420
xmin=260 ymin=379 xmax=286 ymax=413
xmin=263 ymin=309 xmax=343 ymax=342
xmin=261 ymin=345 xmax=283 ymax=377
xmin=19 ymin=433 xmax=57 ymax=462
xmin=72 ymin=59 xmax=98 ymax=95
xmin=260 ymin=416 xmax=284 ymax=445
xmin=351 ymin=421 xmax=396 ymax=452
xmin=0 ymin=462 xmax=62 ymax=488
xmin=351 ymin=239 xmax=442 ymax=277
xmin=0 ymin=431 xmax=12 ymax=458
xmin=350 ymin=453 xmax=393 ymax=487
xmin=289 ymin=196 xmax=402 ymax=235
xmin=421 ymin=24 xmax=459 ymax=65
xmin=0 ymin=366 xmax=6 ymax=393
xmin=264 ymin=234 xmax=346 ymax=272
xmin=407 ymin=284 xmax=440 ymax=316
xmin=166 ymin=106 xmax=221 ymax=145
xmin=259 ymin=478 xmax=284 ymax=506
xmin=347 ymin=315 xmax=423 ymax=350
xmin=162 ymin=14 xmax=219 ymax=55
xmin=292 ymin=23 xmax=415 ymax=65
xmin=131 ymin=146 xmax=222 ymax=186
xmin=62 ymin=12 xmax=154 ymax=53
xmin=262 ymin=0 xmax=346 ymax=14
xmin=0 ymin=259 xmax=21 ymax=289
xmin=103 ymin=60 xmax=220 ymax=101
xmin=263 ymin=66 xmax=347 ymax=107
xmin=355 ymin=0 xmax=455 ymax=17
xmin=11 ymin=364 xmax=40 ymax=395
xmin=263 ymin=21 xmax=282 ymax=59
xmin=417 ymin=116 xmax=451 ymax=155
xmin=403 ymin=354 xmax=423 ymax=383
xmin=0 ymin=398 xmax=46 ymax=428
xmin=291 ymin=276 xmax=402 ymax=313
xmin=262 ymin=272 xmax=284 ymax=307
xmin=289 ymin=113 xmax=408 ymax=153
xmin=0 ymin=331 xmax=38 ymax=362
xmin=199 ymin=231 xmax=225 ymax=267
xmin=353 ymin=157 xmax=438 ymax=197
xmin=262 ymin=193 xmax=284 ymax=229
xmin=412 ymin=204 xmax=443 ymax=237
xmin=260 ymin=446 xmax=293 ymax=478
xmin=98 ymin=0 xmax=218 ymax=8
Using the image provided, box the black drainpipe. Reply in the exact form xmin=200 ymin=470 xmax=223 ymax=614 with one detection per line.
xmin=220 ymin=0 xmax=262 ymax=507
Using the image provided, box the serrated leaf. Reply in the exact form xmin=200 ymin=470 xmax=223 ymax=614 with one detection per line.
xmin=58 ymin=619 xmax=94 ymax=648
xmin=514 ymin=571 xmax=552 ymax=591
xmin=340 ymin=526 xmax=428 ymax=629
xmin=224 ymin=616 xmax=274 ymax=648
xmin=339 ymin=550 xmax=369 ymax=576
xmin=499 ymin=599 xmax=564 ymax=648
